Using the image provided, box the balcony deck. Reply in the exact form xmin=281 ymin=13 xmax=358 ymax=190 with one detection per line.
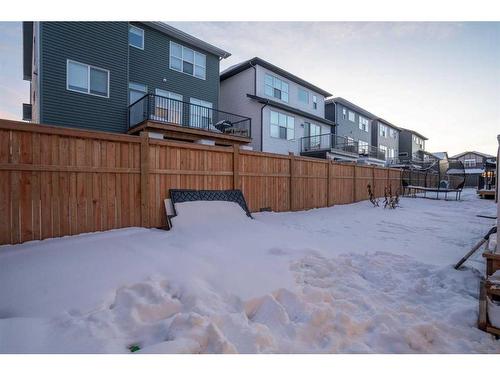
xmin=128 ymin=94 xmax=252 ymax=146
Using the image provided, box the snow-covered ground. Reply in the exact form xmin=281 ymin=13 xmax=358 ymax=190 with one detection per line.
xmin=0 ymin=189 xmax=498 ymax=353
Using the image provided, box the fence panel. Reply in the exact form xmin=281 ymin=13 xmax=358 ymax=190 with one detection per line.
xmin=0 ymin=120 xmax=403 ymax=245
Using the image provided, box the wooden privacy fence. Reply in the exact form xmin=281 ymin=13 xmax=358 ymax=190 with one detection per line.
xmin=0 ymin=119 xmax=402 ymax=245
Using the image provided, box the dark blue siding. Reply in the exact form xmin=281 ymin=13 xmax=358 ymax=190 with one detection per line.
xmin=40 ymin=22 xmax=129 ymax=133
xmin=128 ymin=23 xmax=220 ymax=108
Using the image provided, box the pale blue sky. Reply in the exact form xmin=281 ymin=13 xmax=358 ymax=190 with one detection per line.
xmin=1 ymin=22 xmax=498 ymax=155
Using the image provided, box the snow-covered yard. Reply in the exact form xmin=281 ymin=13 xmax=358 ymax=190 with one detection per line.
xmin=0 ymin=189 xmax=498 ymax=353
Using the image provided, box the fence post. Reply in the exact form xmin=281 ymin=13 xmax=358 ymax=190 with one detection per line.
xmin=289 ymin=152 xmax=295 ymax=211
xmin=327 ymin=160 xmax=332 ymax=206
xmin=371 ymin=165 xmax=375 ymax=197
xmin=233 ymin=145 xmax=240 ymax=190
xmin=352 ymin=163 xmax=357 ymax=202
xmin=387 ymin=167 xmax=390 ymax=193
xmin=140 ymin=131 xmax=150 ymax=228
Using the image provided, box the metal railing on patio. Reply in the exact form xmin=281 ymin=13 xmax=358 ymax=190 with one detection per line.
xmin=300 ymin=134 xmax=359 ymax=155
xmin=128 ymin=94 xmax=252 ymax=138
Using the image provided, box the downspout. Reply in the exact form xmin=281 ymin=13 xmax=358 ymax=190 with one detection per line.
xmin=260 ymin=101 xmax=268 ymax=152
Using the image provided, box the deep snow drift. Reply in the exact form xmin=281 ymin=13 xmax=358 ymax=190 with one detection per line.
xmin=0 ymin=189 xmax=498 ymax=353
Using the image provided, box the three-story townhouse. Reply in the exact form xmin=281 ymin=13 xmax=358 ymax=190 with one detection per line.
xmin=398 ymin=128 xmax=428 ymax=162
xmin=22 ymin=22 xmax=251 ymax=147
xmin=372 ymin=117 xmax=400 ymax=165
xmin=219 ymin=57 xmax=334 ymax=155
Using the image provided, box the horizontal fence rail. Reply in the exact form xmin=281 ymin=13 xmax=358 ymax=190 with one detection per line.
xmin=129 ymin=94 xmax=252 ymax=138
xmin=0 ymin=119 xmax=402 ymax=245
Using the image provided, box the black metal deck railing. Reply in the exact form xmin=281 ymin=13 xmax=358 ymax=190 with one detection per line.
xmin=128 ymin=94 xmax=252 ymax=138
xmin=359 ymin=145 xmax=386 ymax=161
xmin=300 ymin=134 xmax=359 ymax=155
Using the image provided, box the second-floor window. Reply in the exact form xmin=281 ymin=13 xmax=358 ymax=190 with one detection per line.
xmin=342 ymin=108 xmax=347 ymax=120
xmin=379 ymin=124 xmax=387 ymax=137
xmin=464 ymin=159 xmax=476 ymax=168
xmin=359 ymin=116 xmax=369 ymax=132
xmin=312 ymin=95 xmax=318 ymax=110
xmin=265 ymin=74 xmax=289 ymax=102
xmin=348 ymin=111 xmax=355 ymax=122
xmin=390 ymin=128 xmax=397 ymax=138
xmin=169 ymin=41 xmax=206 ymax=80
xmin=129 ymin=25 xmax=144 ymax=49
xmin=270 ymin=110 xmax=294 ymax=140
xmin=67 ymin=60 xmax=109 ymax=98
xmin=298 ymin=88 xmax=309 ymax=104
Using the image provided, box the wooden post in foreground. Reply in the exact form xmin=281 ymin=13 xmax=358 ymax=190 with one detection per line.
xmin=140 ymin=131 xmax=150 ymax=227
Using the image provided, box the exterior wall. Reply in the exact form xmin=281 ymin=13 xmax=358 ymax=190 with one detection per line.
xmin=326 ymin=102 xmax=372 ymax=144
xmin=453 ymin=152 xmax=487 ymax=169
xmin=128 ymin=22 xmax=220 ymax=109
xmin=30 ymin=22 xmax=41 ymax=123
xmin=373 ymin=121 xmax=399 ymax=156
xmin=219 ymin=68 xmax=262 ymax=151
xmin=255 ymin=65 xmax=326 ymax=118
xmin=261 ymin=106 xmax=330 ymax=155
xmin=399 ymin=129 xmax=425 ymax=159
xmin=39 ymin=22 xmax=129 ymax=133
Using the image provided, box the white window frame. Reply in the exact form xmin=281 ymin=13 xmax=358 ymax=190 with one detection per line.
xmin=128 ymin=82 xmax=147 ymax=104
xmin=342 ymin=108 xmax=347 ymax=120
xmin=464 ymin=159 xmax=476 ymax=168
xmin=358 ymin=140 xmax=369 ymax=154
xmin=154 ymin=89 xmax=183 ymax=124
xmin=379 ymin=124 xmax=388 ymax=137
xmin=312 ymin=95 xmax=318 ymax=110
xmin=348 ymin=111 xmax=355 ymax=122
xmin=189 ymin=97 xmax=213 ymax=128
xmin=128 ymin=24 xmax=144 ymax=50
xmin=359 ymin=116 xmax=369 ymax=132
xmin=264 ymin=74 xmax=289 ymax=103
xmin=380 ymin=145 xmax=387 ymax=156
xmin=66 ymin=59 xmax=110 ymax=98
xmin=270 ymin=110 xmax=294 ymax=140
xmin=169 ymin=41 xmax=206 ymax=80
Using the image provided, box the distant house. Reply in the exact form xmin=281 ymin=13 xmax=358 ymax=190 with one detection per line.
xmin=22 ymin=22 xmax=251 ymax=147
xmin=322 ymin=98 xmax=398 ymax=166
xmin=432 ymin=152 xmax=449 ymax=160
xmin=398 ymin=128 xmax=428 ymax=162
xmin=371 ymin=117 xmax=400 ymax=164
xmin=219 ymin=57 xmax=334 ymax=155
xmin=450 ymin=151 xmax=496 ymax=187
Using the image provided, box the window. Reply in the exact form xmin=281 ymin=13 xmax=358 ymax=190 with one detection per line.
xmin=308 ymin=123 xmax=321 ymax=148
xmin=380 ymin=145 xmax=387 ymax=157
xmin=342 ymin=108 xmax=347 ymax=120
xmin=312 ymin=95 xmax=318 ymax=110
xmin=155 ymin=89 xmax=183 ymax=124
xmin=169 ymin=41 xmax=206 ymax=79
xmin=298 ymin=88 xmax=309 ymax=104
xmin=359 ymin=116 xmax=369 ymax=132
xmin=190 ymin=98 xmax=213 ymax=128
xmin=265 ymin=74 xmax=289 ymax=102
xmin=67 ymin=60 xmax=109 ymax=98
xmin=348 ymin=111 xmax=355 ymax=122
xmin=388 ymin=148 xmax=395 ymax=158
xmin=464 ymin=159 xmax=476 ymax=168
xmin=129 ymin=25 xmax=144 ymax=49
xmin=270 ymin=111 xmax=294 ymax=140
xmin=358 ymin=140 xmax=369 ymax=154
xmin=390 ymin=128 xmax=397 ymax=138
xmin=129 ymin=82 xmax=147 ymax=104
xmin=379 ymin=124 xmax=387 ymax=137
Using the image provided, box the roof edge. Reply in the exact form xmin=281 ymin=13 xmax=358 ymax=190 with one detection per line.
xmin=141 ymin=22 xmax=231 ymax=59
xmin=221 ymin=57 xmax=332 ymax=97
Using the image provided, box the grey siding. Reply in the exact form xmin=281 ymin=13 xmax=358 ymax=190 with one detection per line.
xmin=373 ymin=121 xmax=399 ymax=156
xmin=128 ymin=23 xmax=220 ymax=108
xmin=219 ymin=68 xmax=261 ymax=150
xmin=326 ymin=102 xmax=372 ymax=144
xmin=40 ymin=22 xmax=129 ymax=133
xmin=399 ymin=129 xmax=425 ymax=159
